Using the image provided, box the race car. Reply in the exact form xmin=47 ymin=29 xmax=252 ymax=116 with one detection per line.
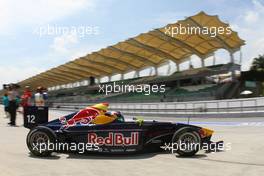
xmin=26 ymin=111 xmax=223 ymax=157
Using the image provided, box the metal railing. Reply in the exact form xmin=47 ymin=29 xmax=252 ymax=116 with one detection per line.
xmin=50 ymin=97 xmax=264 ymax=117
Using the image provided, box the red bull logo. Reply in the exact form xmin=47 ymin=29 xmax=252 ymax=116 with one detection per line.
xmin=88 ymin=132 xmax=139 ymax=146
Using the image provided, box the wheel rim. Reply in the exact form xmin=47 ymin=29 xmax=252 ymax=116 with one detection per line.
xmin=29 ymin=131 xmax=50 ymax=152
xmin=177 ymin=132 xmax=199 ymax=153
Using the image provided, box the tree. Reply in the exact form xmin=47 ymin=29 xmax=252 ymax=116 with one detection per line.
xmin=250 ymin=55 xmax=264 ymax=72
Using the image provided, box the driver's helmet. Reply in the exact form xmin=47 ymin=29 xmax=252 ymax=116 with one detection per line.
xmin=90 ymin=102 xmax=109 ymax=112
xmin=105 ymin=111 xmax=124 ymax=122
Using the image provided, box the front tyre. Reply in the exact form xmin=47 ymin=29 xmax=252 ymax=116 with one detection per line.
xmin=172 ymin=127 xmax=201 ymax=157
xmin=26 ymin=126 xmax=56 ymax=157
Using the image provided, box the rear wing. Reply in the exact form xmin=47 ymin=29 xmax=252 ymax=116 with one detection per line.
xmin=23 ymin=106 xmax=49 ymax=129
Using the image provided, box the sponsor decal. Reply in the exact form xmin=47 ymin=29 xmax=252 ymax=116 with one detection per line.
xmin=88 ymin=132 xmax=139 ymax=146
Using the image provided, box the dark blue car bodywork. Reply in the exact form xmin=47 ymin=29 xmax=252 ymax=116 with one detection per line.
xmin=26 ymin=112 xmax=216 ymax=156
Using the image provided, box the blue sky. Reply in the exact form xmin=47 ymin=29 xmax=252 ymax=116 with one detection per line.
xmin=0 ymin=0 xmax=264 ymax=86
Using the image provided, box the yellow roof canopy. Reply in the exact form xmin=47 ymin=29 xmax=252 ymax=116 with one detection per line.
xmin=18 ymin=11 xmax=245 ymax=89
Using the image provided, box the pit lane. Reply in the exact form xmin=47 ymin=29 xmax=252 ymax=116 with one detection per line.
xmin=0 ymin=107 xmax=264 ymax=176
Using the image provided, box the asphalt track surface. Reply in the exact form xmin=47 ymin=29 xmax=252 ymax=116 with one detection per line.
xmin=0 ymin=107 xmax=264 ymax=176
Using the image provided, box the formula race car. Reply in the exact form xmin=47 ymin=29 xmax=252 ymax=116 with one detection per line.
xmin=26 ymin=111 xmax=223 ymax=157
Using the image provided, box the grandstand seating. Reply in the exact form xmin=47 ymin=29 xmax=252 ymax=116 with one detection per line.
xmin=46 ymin=63 xmax=241 ymax=104
xmin=181 ymin=84 xmax=216 ymax=91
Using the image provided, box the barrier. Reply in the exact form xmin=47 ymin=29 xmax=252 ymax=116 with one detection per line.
xmin=49 ymin=97 xmax=264 ymax=118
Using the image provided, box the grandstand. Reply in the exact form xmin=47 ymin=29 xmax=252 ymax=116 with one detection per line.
xmin=1 ymin=11 xmax=249 ymax=106
xmin=46 ymin=63 xmax=242 ymax=105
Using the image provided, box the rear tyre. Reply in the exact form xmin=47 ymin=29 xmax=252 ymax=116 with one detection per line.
xmin=26 ymin=126 xmax=56 ymax=157
xmin=172 ymin=127 xmax=201 ymax=157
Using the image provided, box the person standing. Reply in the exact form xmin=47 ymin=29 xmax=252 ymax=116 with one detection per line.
xmin=7 ymin=84 xmax=19 ymax=126
xmin=21 ymin=86 xmax=32 ymax=111
xmin=34 ymin=86 xmax=47 ymax=107
xmin=2 ymin=93 xmax=9 ymax=118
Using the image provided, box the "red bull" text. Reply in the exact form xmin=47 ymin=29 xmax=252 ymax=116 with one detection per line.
xmin=88 ymin=132 xmax=139 ymax=146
